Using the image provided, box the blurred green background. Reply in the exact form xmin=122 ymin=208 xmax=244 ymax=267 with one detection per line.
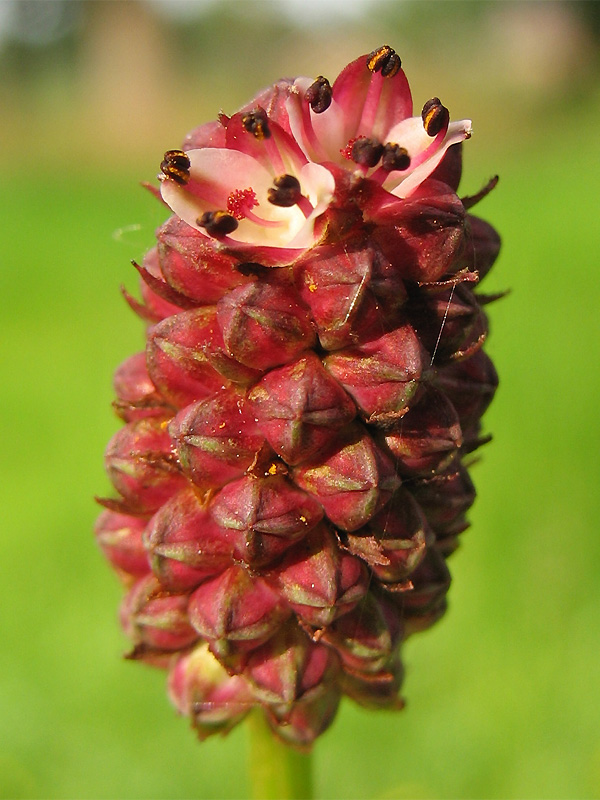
xmin=1 ymin=1 xmax=599 ymax=798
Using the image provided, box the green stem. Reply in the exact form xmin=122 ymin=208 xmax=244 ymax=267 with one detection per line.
xmin=247 ymin=710 xmax=313 ymax=800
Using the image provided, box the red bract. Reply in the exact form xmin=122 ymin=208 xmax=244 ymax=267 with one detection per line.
xmin=98 ymin=46 xmax=500 ymax=747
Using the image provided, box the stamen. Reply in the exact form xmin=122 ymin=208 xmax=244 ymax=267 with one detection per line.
xmin=358 ymin=48 xmax=402 ymax=137
xmin=242 ymin=107 xmax=294 ymax=175
xmin=298 ymin=77 xmax=332 ymax=161
xmin=370 ymin=143 xmax=411 ymax=184
xmin=350 ymin=137 xmax=384 ymax=168
xmin=421 ymin=98 xmax=449 ymax=137
xmin=241 ymin=109 xmax=271 ymax=140
xmin=160 ymin=149 xmax=191 ymax=185
xmin=366 ymin=45 xmax=401 ymax=78
xmin=305 ymin=76 xmax=332 ymax=114
xmin=227 ymin=188 xmax=259 ymax=220
xmin=267 ymin=174 xmax=302 ymax=207
xmin=267 ymin=174 xmax=314 ymax=218
xmin=197 ymin=211 xmax=239 ymax=237
xmin=381 ymin=143 xmax=411 ymax=172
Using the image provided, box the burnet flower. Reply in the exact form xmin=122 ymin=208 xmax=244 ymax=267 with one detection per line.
xmin=97 ymin=46 xmax=500 ymax=748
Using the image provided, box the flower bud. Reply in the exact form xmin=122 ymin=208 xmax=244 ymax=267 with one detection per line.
xmin=368 ymin=180 xmax=467 ymax=283
xmin=295 ymin=244 xmax=406 ymax=351
xmin=157 ymin=216 xmax=249 ymax=304
xmin=272 ymin=525 xmax=369 ymax=628
xmin=169 ymin=389 xmax=267 ymax=491
xmin=410 ymin=283 xmax=487 ymax=363
xmin=383 ymin=386 xmax=463 ymax=476
xmin=210 ymin=474 xmax=324 ymax=568
xmin=339 ymin=656 xmax=405 ymax=710
xmin=323 ymin=592 xmax=403 ymax=673
xmin=168 ymin=643 xmax=253 ymax=739
xmin=412 ymin=461 xmax=476 ymax=537
xmin=324 ymin=323 xmax=425 ymax=424
xmin=94 ymin=510 xmax=150 ymax=579
xmin=121 ymin=574 xmax=198 ymax=654
xmin=144 ymin=488 xmax=234 ymax=592
xmin=344 ymin=488 xmax=431 ymax=584
xmin=247 ymin=626 xmax=342 ymax=746
xmin=217 ymin=281 xmax=316 ymax=371
xmin=433 ymin=349 xmax=498 ymax=446
xmin=294 ymin=425 xmax=401 ymax=532
xmin=402 ymin=547 xmax=451 ymax=636
xmin=248 ymin=353 xmax=356 ymax=465
xmin=188 ymin=566 xmax=291 ymax=662
xmin=112 ymin=352 xmax=171 ymax=422
xmin=104 ymin=417 xmax=185 ymax=514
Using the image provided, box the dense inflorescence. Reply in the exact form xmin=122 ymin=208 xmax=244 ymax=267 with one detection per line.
xmin=96 ymin=47 xmax=500 ymax=747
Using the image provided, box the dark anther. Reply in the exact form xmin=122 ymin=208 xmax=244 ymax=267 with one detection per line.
xmin=267 ymin=174 xmax=302 ymax=207
xmin=305 ymin=76 xmax=332 ymax=113
xmin=160 ymin=149 xmax=191 ymax=185
xmin=350 ymin=137 xmax=384 ymax=168
xmin=197 ymin=211 xmax=239 ymax=237
xmin=366 ymin=45 xmax=402 ymax=77
xmin=421 ymin=98 xmax=449 ymax=137
xmin=241 ymin=109 xmax=271 ymax=140
xmin=381 ymin=143 xmax=411 ymax=172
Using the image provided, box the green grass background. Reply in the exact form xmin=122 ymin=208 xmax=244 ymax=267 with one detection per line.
xmin=1 ymin=2 xmax=599 ymax=798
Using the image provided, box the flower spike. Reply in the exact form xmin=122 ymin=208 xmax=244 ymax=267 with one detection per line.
xmin=98 ymin=48 xmax=500 ymax=748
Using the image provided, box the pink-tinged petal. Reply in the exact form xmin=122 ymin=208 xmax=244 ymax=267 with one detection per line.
xmin=383 ymin=116 xmax=437 ymax=162
xmin=225 ymin=111 xmax=307 ymax=175
xmin=287 ymin=51 xmax=411 ymax=168
xmin=287 ymin=77 xmax=347 ymax=164
xmin=330 ymin=52 xmax=412 ymax=145
xmin=287 ymin=162 xmax=335 ymax=248
xmin=389 ymin=119 xmax=472 ymax=198
xmin=161 ymin=147 xmax=273 ymax=222
xmin=161 ymin=147 xmax=334 ymax=250
xmin=182 ymin=119 xmax=227 ymax=150
xmin=238 ymin=79 xmax=296 ymax=131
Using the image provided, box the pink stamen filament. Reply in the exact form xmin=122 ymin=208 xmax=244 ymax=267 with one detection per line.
xmin=370 ymin=163 xmax=402 ymax=185
xmin=301 ymin=102 xmax=328 ymax=161
xmin=262 ymin=137 xmax=286 ymax=176
xmin=407 ymin=123 xmax=448 ymax=170
xmin=242 ymin=207 xmax=286 ymax=228
xmin=357 ymin=72 xmax=385 ymax=138
xmin=296 ymin=194 xmax=314 ymax=218
xmin=369 ymin=121 xmax=449 ymax=187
